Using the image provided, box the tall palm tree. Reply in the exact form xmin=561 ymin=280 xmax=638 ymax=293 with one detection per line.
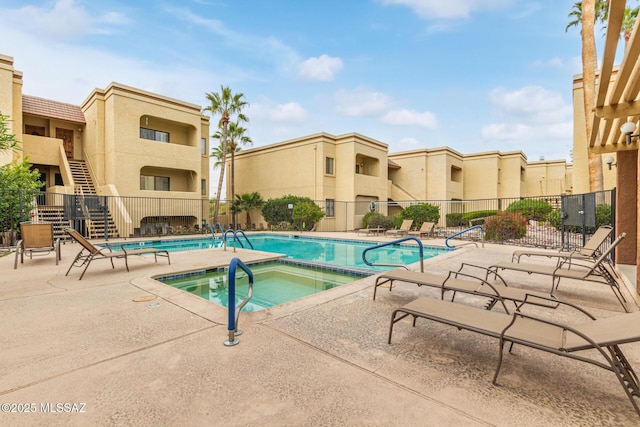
xmin=213 ymin=122 xmax=252 ymax=226
xmin=203 ymin=86 xmax=248 ymax=223
xmin=566 ymin=0 xmax=609 ymax=192
xmin=232 ymin=192 xmax=264 ymax=229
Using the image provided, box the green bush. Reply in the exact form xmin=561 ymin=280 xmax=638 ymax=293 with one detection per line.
xmin=397 ymin=203 xmax=440 ymax=229
xmin=362 ymin=212 xmax=381 ymax=228
xmin=595 ymin=204 xmax=612 ymax=228
xmin=505 ymin=199 xmax=552 ymax=221
xmin=461 ymin=210 xmax=498 ymax=226
xmin=446 ymin=213 xmax=463 ymax=227
xmin=261 ymin=195 xmax=324 ymax=230
xmin=369 ymin=215 xmax=394 ymax=230
xmin=484 ymin=212 xmax=527 ymax=241
xmin=292 ymin=200 xmax=325 ymax=231
xmin=548 ymin=208 xmax=563 ymax=230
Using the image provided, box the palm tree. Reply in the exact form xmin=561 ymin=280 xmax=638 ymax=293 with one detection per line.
xmin=566 ymin=0 xmax=608 ymax=192
xmin=203 ymin=86 xmax=248 ymax=223
xmin=232 ymin=192 xmax=264 ymax=229
xmin=213 ymin=122 xmax=252 ymax=226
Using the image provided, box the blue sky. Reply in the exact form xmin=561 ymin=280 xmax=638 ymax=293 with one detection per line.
xmin=0 ymin=0 xmax=623 ymax=164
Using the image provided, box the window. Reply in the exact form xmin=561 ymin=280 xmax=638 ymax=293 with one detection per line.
xmin=140 ymin=127 xmax=169 ymax=143
xmin=325 ymin=157 xmax=334 ymax=175
xmin=325 ymin=199 xmax=335 ymax=217
xmin=140 ymin=175 xmax=170 ymax=191
xmin=201 ymin=179 xmax=206 ymax=195
xmin=201 ymin=138 xmax=207 ymax=155
xmin=450 ymin=165 xmax=462 ymax=183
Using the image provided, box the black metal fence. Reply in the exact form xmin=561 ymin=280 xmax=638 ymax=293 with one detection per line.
xmin=0 ymin=189 xmax=615 ymax=252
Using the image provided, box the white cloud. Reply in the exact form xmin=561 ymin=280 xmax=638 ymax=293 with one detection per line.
xmin=382 ymin=109 xmax=437 ymax=129
xmin=248 ymin=102 xmax=307 ymax=123
xmin=1 ymin=0 xmax=130 ymax=40
xmin=481 ymin=86 xmax=572 ymax=144
xmin=379 ymin=0 xmax=510 ymax=19
xmin=334 ymin=87 xmax=391 ymax=117
xmin=298 ymin=55 xmax=344 ymax=81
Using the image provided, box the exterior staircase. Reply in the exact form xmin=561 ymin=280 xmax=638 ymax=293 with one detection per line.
xmin=71 ymin=161 xmax=118 ymax=239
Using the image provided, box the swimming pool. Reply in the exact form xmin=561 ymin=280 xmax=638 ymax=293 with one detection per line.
xmin=159 ymin=260 xmax=369 ymax=311
xmin=116 ymin=234 xmax=452 ymax=272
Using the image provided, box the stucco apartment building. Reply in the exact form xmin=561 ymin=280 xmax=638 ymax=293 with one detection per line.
xmin=0 ymin=54 xmax=210 ymax=238
xmin=229 ymin=132 xmax=577 ymax=231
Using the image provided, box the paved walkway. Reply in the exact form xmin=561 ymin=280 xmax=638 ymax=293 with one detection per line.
xmin=1 ymin=233 xmax=639 ymax=426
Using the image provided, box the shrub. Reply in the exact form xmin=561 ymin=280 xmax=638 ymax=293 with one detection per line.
xmin=505 ymin=199 xmax=552 ymax=221
xmin=446 ymin=213 xmax=463 ymax=227
xmin=261 ymin=195 xmax=324 ymax=231
xmin=548 ymin=208 xmax=563 ymax=230
xmin=461 ymin=210 xmax=498 ymax=226
xmin=595 ymin=204 xmax=612 ymax=228
xmin=369 ymin=214 xmax=394 ymax=230
xmin=292 ymin=200 xmax=325 ymax=231
xmin=398 ymin=203 xmax=440 ymax=229
xmin=484 ymin=212 xmax=527 ymax=241
xmin=362 ymin=212 xmax=382 ymax=228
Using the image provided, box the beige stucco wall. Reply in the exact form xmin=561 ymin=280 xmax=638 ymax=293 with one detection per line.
xmin=81 ymin=83 xmax=209 ymax=199
xmin=0 ymin=54 xmax=22 ymax=166
xmin=230 ymin=133 xmax=388 ymax=230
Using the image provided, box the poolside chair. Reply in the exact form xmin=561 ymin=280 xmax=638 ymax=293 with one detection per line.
xmin=374 ymin=264 xmax=553 ymax=313
xmin=511 ymin=225 xmax=613 ymax=263
xmin=65 ymin=228 xmax=170 ymax=280
xmin=388 ymin=294 xmax=640 ymax=416
xmin=487 ymin=233 xmax=629 ymax=311
xmin=407 ymin=222 xmax=435 ymax=239
xmin=385 ymin=219 xmax=413 ymax=237
xmin=14 ymin=222 xmax=61 ymax=269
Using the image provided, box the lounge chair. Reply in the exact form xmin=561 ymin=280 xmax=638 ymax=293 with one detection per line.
xmin=388 ymin=294 xmax=640 ymax=416
xmin=65 ymin=228 xmax=170 ymax=280
xmin=374 ymin=264 xmax=553 ymax=313
xmin=14 ymin=222 xmax=61 ymax=269
xmin=511 ymin=225 xmax=613 ymax=263
xmin=407 ymin=222 xmax=435 ymax=239
xmin=357 ymin=226 xmax=386 ymax=236
xmin=385 ymin=219 xmax=413 ymax=237
xmin=488 ymin=233 xmax=628 ymax=311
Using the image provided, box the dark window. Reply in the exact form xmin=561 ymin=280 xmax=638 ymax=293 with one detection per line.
xmin=140 ymin=175 xmax=170 ymax=191
xmin=325 ymin=199 xmax=335 ymax=217
xmin=325 ymin=157 xmax=334 ymax=175
xmin=140 ymin=127 xmax=170 ymax=143
xmin=201 ymin=179 xmax=206 ymax=195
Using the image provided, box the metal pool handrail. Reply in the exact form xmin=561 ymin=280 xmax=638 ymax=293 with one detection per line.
xmin=225 ymin=257 xmax=254 ymax=346
xmin=362 ymin=236 xmax=424 ymax=272
xmin=445 ymin=225 xmax=485 ymax=248
xmin=214 ymin=222 xmax=224 ymax=234
xmin=222 ymin=229 xmax=254 ymax=249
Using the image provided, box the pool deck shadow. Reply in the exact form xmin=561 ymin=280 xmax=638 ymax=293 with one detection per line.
xmin=1 ymin=232 xmax=640 ymax=426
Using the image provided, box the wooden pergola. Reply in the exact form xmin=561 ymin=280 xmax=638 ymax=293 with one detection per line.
xmin=590 ymin=0 xmax=640 ymax=153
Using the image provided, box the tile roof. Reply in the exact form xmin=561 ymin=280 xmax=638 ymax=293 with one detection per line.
xmin=22 ymin=95 xmax=86 ymax=124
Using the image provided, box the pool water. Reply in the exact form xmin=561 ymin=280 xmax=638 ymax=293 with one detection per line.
xmin=117 ymin=234 xmax=451 ymax=272
xmin=159 ymin=261 xmax=368 ymax=311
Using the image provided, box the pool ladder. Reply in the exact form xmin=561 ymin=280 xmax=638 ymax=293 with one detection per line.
xmin=224 ymin=257 xmax=254 ymax=346
xmin=222 ymin=229 xmax=254 ymax=251
xmin=362 ymin=236 xmax=425 ymax=272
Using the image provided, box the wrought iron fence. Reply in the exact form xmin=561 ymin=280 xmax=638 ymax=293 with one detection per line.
xmin=0 ymin=189 xmax=615 ymax=252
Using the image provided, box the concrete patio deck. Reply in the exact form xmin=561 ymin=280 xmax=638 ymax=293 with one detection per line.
xmin=1 ymin=232 xmax=639 ymax=426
